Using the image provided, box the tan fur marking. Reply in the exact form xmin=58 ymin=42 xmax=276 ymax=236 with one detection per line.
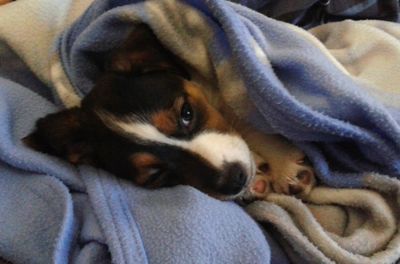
xmin=68 ymin=153 xmax=81 ymax=165
xmin=151 ymin=110 xmax=178 ymax=135
xmin=131 ymin=153 xmax=160 ymax=185
xmin=111 ymin=52 xmax=156 ymax=72
xmin=183 ymin=82 xmax=231 ymax=132
xmin=0 ymin=0 xmax=13 ymax=5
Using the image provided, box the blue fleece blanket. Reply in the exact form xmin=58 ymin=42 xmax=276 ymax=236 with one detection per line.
xmin=0 ymin=1 xmax=277 ymax=263
xmin=0 ymin=0 xmax=400 ymax=263
xmin=0 ymin=55 xmax=274 ymax=263
xmin=55 ymin=0 xmax=400 ymax=187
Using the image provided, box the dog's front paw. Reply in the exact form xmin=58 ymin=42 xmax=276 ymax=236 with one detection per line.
xmin=267 ymin=152 xmax=315 ymax=197
xmin=247 ymin=153 xmax=272 ymax=198
xmin=245 ymin=132 xmax=316 ymax=199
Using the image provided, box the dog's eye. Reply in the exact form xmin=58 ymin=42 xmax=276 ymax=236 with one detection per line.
xmin=180 ymin=101 xmax=193 ymax=127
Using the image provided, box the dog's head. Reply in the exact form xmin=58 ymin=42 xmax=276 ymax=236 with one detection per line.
xmin=24 ymin=25 xmax=255 ymax=199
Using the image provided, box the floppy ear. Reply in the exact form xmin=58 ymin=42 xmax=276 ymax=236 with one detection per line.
xmin=106 ymin=24 xmax=190 ymax=79
xmin=23 ymin=108 xmax=93 ymax=165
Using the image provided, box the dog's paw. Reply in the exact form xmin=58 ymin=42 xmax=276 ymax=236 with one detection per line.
xmin=247 ymin=154 xmax=272 ymax=198
xmin=244 ymin=132 xmax=316 ymax=199
xmin=263 ymin=152 xmax=315 ymax=197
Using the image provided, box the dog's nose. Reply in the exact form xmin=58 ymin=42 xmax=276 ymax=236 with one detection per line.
xmin=219 ymin=163 xmax=248 ymax=195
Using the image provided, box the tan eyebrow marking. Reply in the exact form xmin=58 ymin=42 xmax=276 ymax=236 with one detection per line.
xmin=183 ymin=82 xmax=231 ymax=133
xmin=130 ymin=152 xmax=161 ymax=185
xmin=151 ymin=108 xmax=178 ymax=136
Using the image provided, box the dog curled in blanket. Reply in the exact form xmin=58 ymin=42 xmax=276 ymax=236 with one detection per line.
xmin=24 ymin=24 xmax=315 ymax=200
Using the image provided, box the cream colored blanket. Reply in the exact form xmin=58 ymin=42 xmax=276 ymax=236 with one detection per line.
xmin=248 ymin=174 xmax=400 ymax=264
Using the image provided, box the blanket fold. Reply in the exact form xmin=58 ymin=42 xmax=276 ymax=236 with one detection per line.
xmin=247 ymin=174 xmax=400 ymax=264
xmin=1 ymin=0 xmax=400 ymax=263
xmin=0 ymin=1 xmax=274 ymax=263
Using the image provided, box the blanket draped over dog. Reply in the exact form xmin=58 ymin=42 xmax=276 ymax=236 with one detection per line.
xmin=0 ymin=0 xmax=400 ymax=263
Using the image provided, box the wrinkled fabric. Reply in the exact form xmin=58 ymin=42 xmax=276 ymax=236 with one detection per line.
xmin=0 ymin=1 xmax=275 ymax=263
xmin=232 ymin=0 xmax=400 ymax=28
xmin=248 ymin=174 xmax=400 ymax=264
xmin=1 ymin=0 xmax=400 ymax=263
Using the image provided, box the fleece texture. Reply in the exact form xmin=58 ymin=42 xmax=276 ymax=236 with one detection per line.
xmin=248 ymin=174 xmax=400 ymax=264
xmin=1 ymin=0 xmax=400 ymax=263
xmin=0 ymin=1 xmax=275 ymax=263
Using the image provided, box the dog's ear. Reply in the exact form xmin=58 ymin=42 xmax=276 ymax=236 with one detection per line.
xmin=23 ymin=108 xmax=93 ymax=165
xmin=106 ymin=24 xmax=190 ymax=79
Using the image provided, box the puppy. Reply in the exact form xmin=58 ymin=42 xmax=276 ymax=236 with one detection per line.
xmin=24 ymin=24 xmax=314 ymax=200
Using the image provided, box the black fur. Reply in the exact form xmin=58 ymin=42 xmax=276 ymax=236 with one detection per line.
xmin=24 ymin=24 xmax=247 ymax=197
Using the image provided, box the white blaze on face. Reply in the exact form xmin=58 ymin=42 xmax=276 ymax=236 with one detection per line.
xmin=98 ymin=113 xmax=255 ymax=179
xmin=185 ymin=132 xmax=254 ymax=175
